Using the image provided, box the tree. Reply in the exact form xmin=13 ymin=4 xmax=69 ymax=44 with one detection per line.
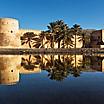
xmin=32 ymin=31 xmax=48 ymax=48
xmin=78 ymin=30 xmax=91 ymax=48
xmin=47 ymin=21 xmax=56 ymax=48
xmin=47 ymin=20 xmax=71 ymax=48
xmin=71 ymin=24 xmax=82 ymax=48
xmin=39 ymin=31 xmax=46 ymax=48
xmin=63 ymin=28 xmax=74 ymax=48
xmin=20 ymin=32 xmax=37 ymax=48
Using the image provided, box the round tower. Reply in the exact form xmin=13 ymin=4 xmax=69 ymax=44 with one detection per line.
xmin=0 ymin=18 xmax=20 ymax=48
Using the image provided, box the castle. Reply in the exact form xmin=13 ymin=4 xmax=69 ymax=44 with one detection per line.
xmin=0 ymin=18 xmax=41 ymax=48
xmin=0 ymin=18 xmax=84 ymax=48
xmin=0 ymin=17 xmax=104 ymax=48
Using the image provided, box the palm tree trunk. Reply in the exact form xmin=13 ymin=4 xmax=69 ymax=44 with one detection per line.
xmin=29 ymin=55 xmax=31 ymax=61
xmin=29 ymin=42 xmax=31 ymax=48
xmin=82 ymin=34 xmax=85 ymax=48
xmin=83 ymin=40 xmax=85 ymax=48
xmin=42 ymin=37 xmax=44 ymax=48
xmin=50 ymin=34 xmax=54 ymax=48
xmin=67 ymin=42 xmax=68 ymax=48
xmin=75 ymin=34 xmax=76 ymax=49
xmin=62 ymin=39 xmax=65 ymax=48
xmin=53 ymin=35 xmax=54 ymax=48
xmin=50 ymin=38 xmax=53 ymax=48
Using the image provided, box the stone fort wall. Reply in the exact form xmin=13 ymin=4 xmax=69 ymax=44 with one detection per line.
xmin=0 ymin=18 xmax=82 ymax=48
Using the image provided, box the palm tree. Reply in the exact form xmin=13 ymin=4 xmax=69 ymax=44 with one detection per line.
xmin=20 ymin=32 xmax=37 ymax=48
xmin=47 ymin=21 xmax=57 ymax=48
xmin=47 ymin=20 xmax=71 ymax=48
xmin=39 ymin=31 xmax=46 ymax=48
xmin=63 ymin=29 xmax=74 ymax=48
xmin=38 ymin=31 xmax=53 ymax=48
xmin=54 ymin=20 xmax=65 ymax=48
xmin=70 ymin=24 xmax=82 ymax=48
xmin=78 ymin=30 xmax=91 ymax=48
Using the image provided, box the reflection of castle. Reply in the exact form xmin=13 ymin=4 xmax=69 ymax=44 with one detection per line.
xmin=1 ymin=54 xmax=104 ymax=85
xmin=0 ymin=55 xmax=20 ymax=85
xmin=0 ymin=55 xmax=41 ymax=85
xmin=82 ymin=55 xmax=104 ymax=72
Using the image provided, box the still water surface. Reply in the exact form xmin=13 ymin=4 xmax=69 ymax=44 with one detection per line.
xmin=0 ymin=54 xmax=104 ymax=104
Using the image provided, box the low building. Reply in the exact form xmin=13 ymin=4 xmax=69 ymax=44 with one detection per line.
xmin=90 ymin=30 xmax=104 ymax=48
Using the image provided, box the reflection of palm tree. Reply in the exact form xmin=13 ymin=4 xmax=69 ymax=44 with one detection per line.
xmin=41 ymin=55 xmax=82 ymax=81
xmin=64 ymin=55 xmax=81 ymax=77
xmin=45 ymin=55 xmax=79 ymax=81
xmin=72 ymin=67 xmax=80 ymax=77
xmin=78 ymin=55 xmax=91 ymax=71
xmin=21 ymin=55 xmax=38 ymax=70
xmin=48 ymin=59 xmax=70 ymax=81
xmin=34 ymin=55 xmax=46 ymax=69
xmin=20 ymin=32 xmax=37 ymax=48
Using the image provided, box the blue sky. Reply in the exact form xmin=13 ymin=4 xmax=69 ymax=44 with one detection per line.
xmin=0 ymin=0 xmax=104 ymax=30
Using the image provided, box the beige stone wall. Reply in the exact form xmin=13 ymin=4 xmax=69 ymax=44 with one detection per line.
xmin=90 ymin=30 xmax=101 ymax=48
xmin=17 ymin=29 xmax=41 ymax=48
xmin=71 ymin=35 xmax=82 ymax=48
xmin=101 ymin=30 xmax=104 ymax=48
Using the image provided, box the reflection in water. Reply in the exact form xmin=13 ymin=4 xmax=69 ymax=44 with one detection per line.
xmin=0 ymin=55 xmax=21 ymax=85
xmin=0 ymin=54 xmax=104 ymax=85
xmin=21 ymin=55 xmax=41 ymax=74
xmin=21 ymin=54 xmax=104 ymax=81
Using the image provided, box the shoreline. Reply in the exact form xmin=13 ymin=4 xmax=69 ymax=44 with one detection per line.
xmin=0 ymin=48 xmax=103 ymax=55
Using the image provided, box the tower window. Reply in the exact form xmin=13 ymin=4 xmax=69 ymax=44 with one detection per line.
xmin=11 ymin=70 xmax=13 ymax=72
xmin=11 ymin=30 xmax=13 ymax=33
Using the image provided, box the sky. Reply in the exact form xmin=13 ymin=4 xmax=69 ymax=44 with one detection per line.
xmin=0 ymin=0 xmax=104 ymax=30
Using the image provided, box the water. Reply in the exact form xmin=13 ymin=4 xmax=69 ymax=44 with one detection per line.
xmin=0 ymin=54 xmax=104 ymax=104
